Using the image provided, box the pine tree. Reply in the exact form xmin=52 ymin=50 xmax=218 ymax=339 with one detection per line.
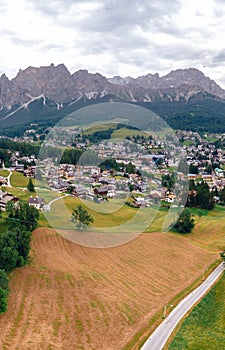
xmin=27 ymin=178 xmax=35 ymax=192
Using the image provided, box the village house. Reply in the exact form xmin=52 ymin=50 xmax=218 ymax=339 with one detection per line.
xmin=0 ymin=176 xmax=8 ymax=186
xmin=23 ymin=166 xmax=36 ymax=178
xmin=28 ymin=196 xmax=45 ymax=210
xmin=94 ymin=185 xmax=115 ymax=198
xmin=0 ymin=191 xmax=18 ymax=211
xmin=71 ymin=185 xmax=88 ymax=198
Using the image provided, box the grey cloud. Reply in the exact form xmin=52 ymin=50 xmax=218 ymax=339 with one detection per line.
xmin=25 ymin=0 xmax=187 ymax=66
xmin=212 ymin=50 xmax=225 ymax=63
xmin=40 ymin=42 xmax=65 ymax=51
xmin=27 ymin=0 xmax=96 ymax=17
xmin=10 ymin=36 xmax=44 ymax=47
xmin=28 ymin=0 xmax=182 ymax=33
xmin=206 ymin=50 xmax=225 ymax=67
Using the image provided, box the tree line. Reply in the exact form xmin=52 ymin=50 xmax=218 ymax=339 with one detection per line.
xmin=0 ymin=201 xmax=39 ymax=314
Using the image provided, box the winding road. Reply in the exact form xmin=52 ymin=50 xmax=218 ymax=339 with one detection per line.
xmin=141 ymin=262 xmax=224 ymax=350
xmin=43 ymin=194 xmax=69 ymax=212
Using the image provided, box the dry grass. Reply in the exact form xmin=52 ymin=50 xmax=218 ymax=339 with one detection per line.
xmin=0 ymin=227 xmax=217 ymax=350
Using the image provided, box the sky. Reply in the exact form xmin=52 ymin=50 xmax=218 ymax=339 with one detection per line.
xmin=0 ymin=0 xmax=225 ymax=87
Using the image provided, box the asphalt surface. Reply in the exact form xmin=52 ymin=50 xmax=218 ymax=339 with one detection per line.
xmin=141 ymin=262 xmax=224 ymax=350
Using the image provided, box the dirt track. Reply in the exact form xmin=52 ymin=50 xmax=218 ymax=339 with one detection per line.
xmin=0 ymin=228 xmax=217 ymax=350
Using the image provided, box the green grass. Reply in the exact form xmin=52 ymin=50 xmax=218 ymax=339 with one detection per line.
xmin=36 ymin=189 xmax=63 ymax=203
xmin=112 ymin=128 xmax=146 ymax=138
xmin=10 ymin=171 xmax=29 ymax=188
xmin=0 ymin=170 xmax=10 ymax=177
xmin=182 ymin=140 xmax=194 ymax=147
xmin=84 ymin=123 xmax=116 ymax=134
xmin=168 ymin=272 xmax=225 ymax=350
xmin=6 ymin=187 xmax=31 ymax=201
xmin=203 ymin=135 xmax=218 ymax=143
xmin=185 ymin=205 xmax=225 ymax=251
xmin=45 ymin=196 xmax=139 ymax=229
xmin=40 ymin=195 xmax=162 ymax=233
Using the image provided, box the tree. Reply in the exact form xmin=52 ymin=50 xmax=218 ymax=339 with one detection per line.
xmin=197 ymin=209 xmax=204 ymax=218
xmin=5 ymin=201 xmax=15 ymax=217
xmin=186 ymin=181 xmax=214 ymax=210
xmin=0 ymin=269 xmax=9 ymax=292
xmin=189 ymin=164 xmax=199 ymax=174
xmin=0 ymin=269 xmax=9 ymax=314
xmin=0 ymin=245 xmax=19 ymax=272
xmin=72 ymin=205 xmax=94 ymax=230
xmin=162 ymin=173 xmax=175 ymax=190
xmin=13 ymin=227 xmax=32 ymax=266
xmin=220 ymin=250 xmax=225 ymax=262
xmin=6 ymin=201 xmax=39 ymax=232
xmin=174 ymin=208 xmax=195 ymax=233
xmin=0 ymin=288 xmax=8 ymax=314
xmin=126 ymin=162 xmax=136 ymax=174
xmin=27 ymin=178 xmax=35 ymax=192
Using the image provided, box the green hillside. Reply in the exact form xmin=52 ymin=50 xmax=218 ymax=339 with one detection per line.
xmin=0 ymin=96 xmax=225 ymax=136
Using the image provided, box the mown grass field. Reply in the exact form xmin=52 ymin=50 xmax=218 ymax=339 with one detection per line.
xmin=112 ymin=128 xmax=146 ymax=139
xmin=0 ymin=227 xmax=218 ymax=350
xmin=10 ymin=171 xmax=45 ymax=189
xmin=184 ymin=205 xmax=225 ymax=251
xmin=47 ymin=196 xmax=150 ymax=229
xmin=168 ymin=272 xmax=225 ymax=350
xmin=10 ymin=171 xmax=29 ymax=187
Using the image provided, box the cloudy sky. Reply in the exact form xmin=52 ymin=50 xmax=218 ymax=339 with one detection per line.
xmin=1 ymin=0 xmax=225 ymax=87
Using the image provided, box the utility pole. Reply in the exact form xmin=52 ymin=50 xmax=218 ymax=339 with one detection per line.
xmin=163 ymin=304 xmax=173 ymax=318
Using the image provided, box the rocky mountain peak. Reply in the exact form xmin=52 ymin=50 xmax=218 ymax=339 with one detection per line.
xmin=108 ymin=75 xmax=135 ymax=85
xmin=162 ymin=68 xmax=225 ymax=99
xmin=0 ymin=64 xmax=225 ymax=110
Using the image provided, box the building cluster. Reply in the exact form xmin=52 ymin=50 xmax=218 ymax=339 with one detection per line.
xmin=1 ymin=130 xmax=225 ymax=212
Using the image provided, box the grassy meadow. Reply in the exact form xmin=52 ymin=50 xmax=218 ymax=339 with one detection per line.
xmin=168 ymin=272 xmax=225 ymax=350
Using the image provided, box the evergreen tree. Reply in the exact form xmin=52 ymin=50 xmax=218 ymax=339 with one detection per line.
xmin=186 ymin=181 xmax=214 ymax=210
xmin=27 ymin=178 xmax=35 ymax=192
xmin=174 ymin=208 xmax=195 ymax=233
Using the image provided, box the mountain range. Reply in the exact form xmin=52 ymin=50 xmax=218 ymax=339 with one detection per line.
xmin=1 ymin=64 xmax=225 ymax=109
xmin=0 ymin=64 xmax=225 ymax=135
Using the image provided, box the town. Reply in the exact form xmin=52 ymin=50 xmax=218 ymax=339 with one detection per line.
xmin=0 ymin=128 xmax=225 ymax=214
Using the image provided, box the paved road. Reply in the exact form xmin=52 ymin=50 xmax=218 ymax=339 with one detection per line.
xmin=43 ymin=194 xmax=69 ymax=212
xmin=141 ymin=262 xmax=224 ymax=350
